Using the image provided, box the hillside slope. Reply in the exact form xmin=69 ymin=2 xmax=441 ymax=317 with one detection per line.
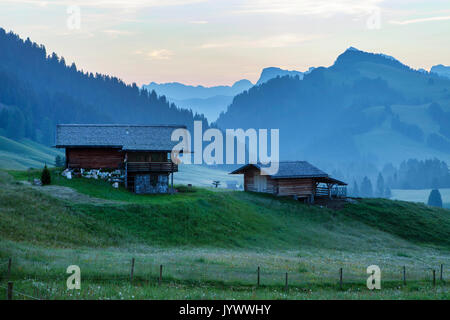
xmin=215 ymin=47 xmax=450 ymax=165
xmin=1 ymin=170 xmax=449 ymax=300
xmin=0 ymin=135 xmax=63 ymax=169
xmin=2 ymin=170 xmax=449 ymax=250
xmin=0 ymin=28 xmax=203 ymax=146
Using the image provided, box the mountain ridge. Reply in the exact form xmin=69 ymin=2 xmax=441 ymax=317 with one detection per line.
xmin=143 ymin=66 xmax=307 ymax=121
xmin=0 ymin=28 xmax=205 ymax=146
xmin=256 ymin=67 xmax=305 ymax=85
xmin=431 ymin=64 xmax=450 ymax=79
xmin=215 ymin=47 xmax=450 ymax=167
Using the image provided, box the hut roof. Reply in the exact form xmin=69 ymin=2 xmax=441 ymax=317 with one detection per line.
xmin=55 ymin=124 xmax=186 ymax=151
xmin=230 ymin=161 xmax=347 ymax=185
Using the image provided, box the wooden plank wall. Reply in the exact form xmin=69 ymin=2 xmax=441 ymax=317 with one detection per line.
xmin=243 ymin=167 xmax=278 ymax=194
xmin=276 ymin=178 xmax=314 ymax=197
xmin=243 ymin=167 xmax=315 ymax=197
xmin=243 ymin=168 xmax=255 ymax=192
xmin=67 ymin=148 xmax=124 ymax=169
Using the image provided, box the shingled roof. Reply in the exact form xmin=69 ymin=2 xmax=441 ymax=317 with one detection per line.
xmin=230 ymin=161 xmax=346 ymax=185
xmin=55 ymin=124 xmax=186 ymax=151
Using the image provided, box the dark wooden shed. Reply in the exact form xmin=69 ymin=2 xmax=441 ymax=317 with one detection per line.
xmin=230 ymin=161 xmax=346 ymax=203
xmin=55 ymin=124 xmax=184 ymax=193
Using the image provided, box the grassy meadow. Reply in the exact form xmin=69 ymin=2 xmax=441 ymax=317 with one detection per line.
xmin=391 ymin=188 xmax=450 ymax=208
xmin=0 ymin=169 xmax=449 ymax=300
xmin=0 ymin=136 xmax=63 ymax=170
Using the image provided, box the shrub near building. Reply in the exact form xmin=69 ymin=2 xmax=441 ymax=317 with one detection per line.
xmin=41 ymin=164 xmax=51 ymax=185
xmin=427 ymin=189 xmax=443 ymax=208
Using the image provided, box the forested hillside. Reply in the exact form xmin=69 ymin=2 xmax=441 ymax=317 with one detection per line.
xmin=0 ymin=28 xmax=206 ymax=146
xmin=215 ymin=47 xmax=450 ymax=165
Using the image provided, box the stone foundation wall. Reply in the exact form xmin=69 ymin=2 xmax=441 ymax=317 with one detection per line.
xmin=134 ymin=174 xmax=169 ymax=194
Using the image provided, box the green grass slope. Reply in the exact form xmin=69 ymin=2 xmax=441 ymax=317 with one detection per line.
xmin=176 ymin=164 xmax=242 ymax=187
xmin=2 ymin=170 xmax=450 ymax=250
xmin=355 ymin=107 xmax=450 ymax=163
xmin=1 ymin=170 xmax=449 ymax=299
xmin=0 ymin=135 xmax=63 ymax=170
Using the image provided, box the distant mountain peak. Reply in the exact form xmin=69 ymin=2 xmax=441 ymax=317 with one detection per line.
xmin=335 ymin=46 xmax=406 ymax=69
xmin=256 ymin=67 xmax=304 ymax=85
xmin=378 ymin=53 xmax=400 ymax=63
xmin=345 ymin=46 xmax=361 ymax=52
xmin=231 ymin=79 xmax=253 ymax=89
xmin=431 ymin=64 xmax=450 ymax=79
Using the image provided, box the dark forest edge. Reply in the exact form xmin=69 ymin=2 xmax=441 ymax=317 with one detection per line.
xmin=0 ymin=28 xmax=208 ymax=146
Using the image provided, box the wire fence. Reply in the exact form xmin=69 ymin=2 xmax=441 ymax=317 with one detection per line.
xmin=0 ymin=284 xmax=41 ymax=300
xmin=0 ymin=257 xmax=447 ymax=300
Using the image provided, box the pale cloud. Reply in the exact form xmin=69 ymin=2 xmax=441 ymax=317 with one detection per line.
xmin=133 ymin=49 xmax=174 ymax=60
xmin=234 ymin=0 xmax=383 ymax=17
xmin=188 ymin=20 xmax=208 ymax=24
xmin=55 ymin=28 xmax=95 ymax=38
xmin=147 ymin=49 xmax=173 ymax=60
xmin=102 ymin=29 xmax=135 ymax=36
xmin=0 ymin=0 xmax=49 ymax=5
xmin=389 ymin=15 xmax=450 ymax=25
xmin=0 ymin=0 xmax=207 ymax=8
xmin=201 ymin=34 xmax=323 ymax=49
xmin=2 ymin=0 xmax=450 ymax=86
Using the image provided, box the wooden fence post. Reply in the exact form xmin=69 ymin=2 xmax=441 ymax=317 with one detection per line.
xmin=159 ymin=265 xmax=163 ymax=285
xmin=6 ymin=258 xmax=11 ymax=282
xmin=257 ymin=266 xmax=260 ymax=287
xmin=433 ymin=269 xmax=436 ymax=287
xmin=440 ymin=264 xmax=444 ymax=282
xmin=403 ymin=266 xmax=406 ymax=285
xmin=130 ymin=258 xmax=135 ymax=283
xmin=7 ymin=282 xmax=13 ymax=300
xmin=339 ymin=268 xmax=343 ymax=290
xmin=285 ymin=272 xmax=288 ymax=292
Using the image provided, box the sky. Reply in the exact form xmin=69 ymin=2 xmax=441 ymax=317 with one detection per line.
xmin=0 ymin=0 xmax=450 ymax=86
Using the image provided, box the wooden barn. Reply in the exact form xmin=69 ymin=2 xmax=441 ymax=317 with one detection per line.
xmin=230 ymin=161 xmax=346 ymax=203
xmin=55 ymin=124 xmax=184 ymax=194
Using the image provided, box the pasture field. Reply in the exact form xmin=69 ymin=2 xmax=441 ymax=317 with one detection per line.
xmin=0 ymin=136 xmax=63 ymax=170
xmin=391 ymin=188 xmax=450 ymax=208
xmin=0 ymin=170 xmax=449 ymax=299
xmin=1 ymin=243 xmax=448 ymax=300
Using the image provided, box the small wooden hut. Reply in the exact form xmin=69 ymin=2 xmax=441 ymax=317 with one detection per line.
xmin=230 ymin=161 xmax=346 ymax=203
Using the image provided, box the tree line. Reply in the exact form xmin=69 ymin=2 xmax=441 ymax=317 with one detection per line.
xmin=0 ymin=28 xmax=206 ymax=145
xmin=347 ymin=158 xmax=450 ymax=199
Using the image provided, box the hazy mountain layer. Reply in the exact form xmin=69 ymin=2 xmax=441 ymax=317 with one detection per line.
xmin=143 ymin=79 xmax=253 ymax=100
xmin=431 ymin=64 xmax=450 ymax=79
xmin=143 ymin=67 xmax=305 ymax=121
xmin=215 ymin=47 xmax=450 ymax=166
xmin=256 ymin=67 xmax=305 ymax=85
